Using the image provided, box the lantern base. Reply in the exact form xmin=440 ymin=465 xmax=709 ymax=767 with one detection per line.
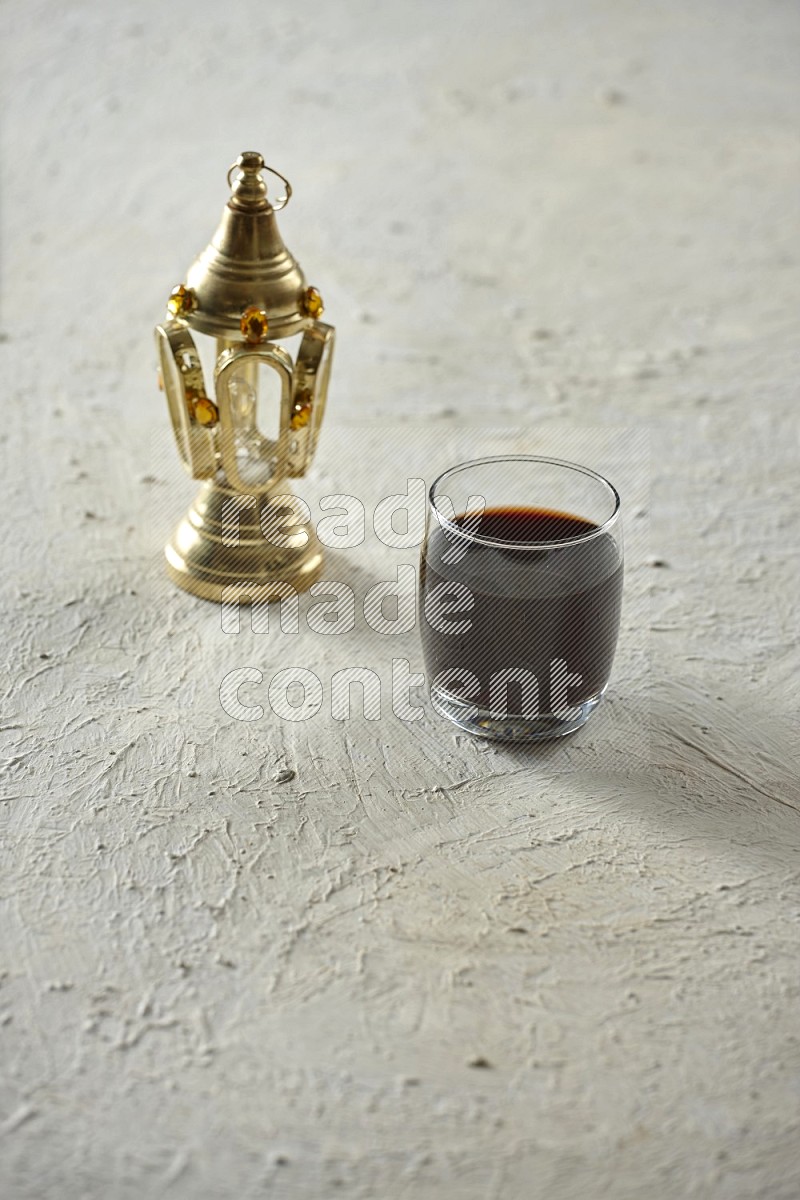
xmin=164 ymin=479 xmax=323 ymax=603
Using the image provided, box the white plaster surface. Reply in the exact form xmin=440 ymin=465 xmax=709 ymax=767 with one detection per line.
xmin=1 ymin=2 xmax=799 ymax=1197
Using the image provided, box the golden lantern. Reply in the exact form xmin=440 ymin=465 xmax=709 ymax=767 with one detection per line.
xmin=155 ymin=151 xmax=335 ymax=602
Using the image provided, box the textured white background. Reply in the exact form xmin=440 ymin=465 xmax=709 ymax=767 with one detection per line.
xmin=1 ymin=2 xmax=799 ymax=1197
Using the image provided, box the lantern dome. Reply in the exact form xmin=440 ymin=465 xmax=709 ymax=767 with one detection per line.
xmin=180 ymin=152 xmax=313 ymax=341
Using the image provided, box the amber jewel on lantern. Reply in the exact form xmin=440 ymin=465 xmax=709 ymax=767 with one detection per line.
xmin=241 ymin=306 xmax=269 ymax=343
xmin=167 ymin=284 xmax=197 ymax=317
xmin=185 ymin=386 xmax=219 ymax=427
xmin=290 ymin=390 xmax=313 ymax=430
xmin=301 ymin=286 xmax=324 ymax=319
xmin=193 ymin=396 xmax=219 ymax=426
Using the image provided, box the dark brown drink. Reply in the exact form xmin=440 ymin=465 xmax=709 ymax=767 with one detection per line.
xmin=420 ymin=506 xmax=623 ymax=718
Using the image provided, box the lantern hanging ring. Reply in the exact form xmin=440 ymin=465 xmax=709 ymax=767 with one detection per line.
xmin=226 ymin=158 xmax=293 ymax=210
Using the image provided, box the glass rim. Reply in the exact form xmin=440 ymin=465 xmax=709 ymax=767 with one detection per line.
xmin=428 ymin=454 xmax=622 ymax=549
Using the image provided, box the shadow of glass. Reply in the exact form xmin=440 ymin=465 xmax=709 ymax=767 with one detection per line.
xmin=485 ymin=673 xmax=799 ymax=874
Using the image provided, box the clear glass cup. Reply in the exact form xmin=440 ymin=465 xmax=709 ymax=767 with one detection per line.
xmin=419 ymin=455 xmax=623 ymax=741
